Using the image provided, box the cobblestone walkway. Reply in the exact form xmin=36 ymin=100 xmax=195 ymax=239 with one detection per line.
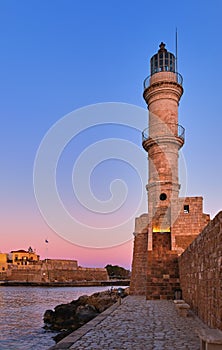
xmin=49 ymin=296 xmax=206 ymax=350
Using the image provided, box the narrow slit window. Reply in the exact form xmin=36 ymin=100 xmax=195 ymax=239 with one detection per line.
xmin=184 ymin=205 xmax=189 ymax=213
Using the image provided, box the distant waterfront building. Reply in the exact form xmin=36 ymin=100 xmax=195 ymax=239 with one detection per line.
xmin=8 ymin=247 xmax=40 ymax=266
xmin=0 ymin=248 xmax=108 ymax=283
xmin=130 ymin=43 xmax=210 ymax=299
xmin=0 ymin=253 xmax=8 ymax=271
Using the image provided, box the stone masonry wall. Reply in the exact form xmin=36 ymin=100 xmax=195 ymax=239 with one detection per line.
xmin=130 ymin=231 xmax=148 ymax=295
xmin=46 ymin=267 xmax=108 ymax=282
xmin=3 ymin=265 xmax=108 ymax=283
xmin=146 ymin=232 xmax=180 ymax=300
xmin=146 ymin=250 xmax=180 ymax=300
xmin=43 ymin=259 xmax=78 ymax=269
xmin=130 ymin=214 xmax=148 ymax=295
xmin=179 ymin=211 xmax=222 ymax=330
xmin=172 ymin=196 xmax=210 ymax=253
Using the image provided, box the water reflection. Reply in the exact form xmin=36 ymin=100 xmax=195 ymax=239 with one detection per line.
xmin=0 ymin=286 xmax=111 ymax=350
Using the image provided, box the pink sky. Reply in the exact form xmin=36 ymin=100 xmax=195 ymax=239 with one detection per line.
xmin=2 ymin=2 xmax=222 ymax=272
xmin=1 ymin=205 xmax=134 ymax=269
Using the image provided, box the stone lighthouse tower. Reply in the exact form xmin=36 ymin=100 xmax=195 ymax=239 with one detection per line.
xmin=143 ymin=42 xmax=184 ymax=251
xmin=130 ymin=43 xmax=210 ymax=299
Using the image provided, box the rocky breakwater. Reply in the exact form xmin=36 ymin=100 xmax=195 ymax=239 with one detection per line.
xmin=43 ymin=288 xmax=128 ymax=342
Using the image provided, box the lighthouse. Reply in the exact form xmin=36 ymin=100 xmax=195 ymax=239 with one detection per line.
xmin=143 ymin=42 xmax=184 ymax=251
xmin=130 ymin=43 xmax=210 ymax=299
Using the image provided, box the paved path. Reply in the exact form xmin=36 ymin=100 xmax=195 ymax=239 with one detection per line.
xmin=49 ymin=296 xmax=206 ymax=350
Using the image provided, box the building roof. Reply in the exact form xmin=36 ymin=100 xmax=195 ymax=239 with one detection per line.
xmin=10 ymin=250 xmax=27 ymax=253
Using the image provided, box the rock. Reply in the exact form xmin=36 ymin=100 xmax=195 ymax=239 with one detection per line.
xmin=86 ymin=292 xmax=118 ymax=312
xmin=74 ymin=294 xmax=89 ymax=305
xmin=44 ymin=302 xmax=79 ymax=331
xmin=44 ymin=309 xmax=55 ymax=324
xmin=76 ymin=304 xmax=99 ymax=324
xmin=43 ymin=288 xmax=127 ymax=342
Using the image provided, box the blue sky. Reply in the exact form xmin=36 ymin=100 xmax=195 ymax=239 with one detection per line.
xmin=0 ymin=1 xmax=221 ymax=267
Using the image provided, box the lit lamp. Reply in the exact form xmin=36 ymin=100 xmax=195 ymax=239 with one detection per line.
xmin=117 ymin=287 xmax=124 ymax=305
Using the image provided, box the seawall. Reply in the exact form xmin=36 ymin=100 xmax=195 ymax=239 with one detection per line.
xmin=179 ymin=210 xmax=222 ymax=330
xmin=0 ymin=279 xmax=130 ymax=287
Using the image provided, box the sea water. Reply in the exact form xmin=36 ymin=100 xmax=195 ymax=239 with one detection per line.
xmin=0 ymin=285 xmax=112 ymax=350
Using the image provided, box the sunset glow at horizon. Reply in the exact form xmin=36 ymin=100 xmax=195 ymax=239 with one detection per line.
xmin=1 ymin=1 xmax=222 ymax=270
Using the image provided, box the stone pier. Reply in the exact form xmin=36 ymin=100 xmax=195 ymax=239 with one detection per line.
xmin=49 ymin=295 xmax=209 ymax=350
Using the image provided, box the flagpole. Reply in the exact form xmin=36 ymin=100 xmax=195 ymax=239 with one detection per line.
xmin=45 ymin=238 xmax=49 ymax=281
xmin=175 ymin=27 xmax=178 ymax=73
xmin=45 ymin=238 xmax=49 ymax=262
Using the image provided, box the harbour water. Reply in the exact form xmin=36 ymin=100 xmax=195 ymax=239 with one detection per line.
xmin=0 ymin=285 xmax=112 ymax=350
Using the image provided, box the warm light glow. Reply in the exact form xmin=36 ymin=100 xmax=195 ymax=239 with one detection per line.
xmin=152 ymin=227 xmax=171 ymax=233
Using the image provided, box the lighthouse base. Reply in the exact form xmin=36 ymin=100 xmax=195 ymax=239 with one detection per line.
xmin=146 ymin=240 xmax=180 ymax=300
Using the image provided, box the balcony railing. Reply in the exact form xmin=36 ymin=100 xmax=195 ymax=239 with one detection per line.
xmin=142 ymin=123 xmax=185 ymax=143
xmin=143 ymin=72 xmax=183 ymax=89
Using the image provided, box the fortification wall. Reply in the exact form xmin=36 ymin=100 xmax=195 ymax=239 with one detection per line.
xmin=179 ymin=211 xmax=222 ymax=330
xmin=47 ymin=267 xmax=108 ymax=282
xmin=41 ymin=259 xmax=78 ymax=270
xmin=7 ymin=268 xmax=43 ymax=282
xmin=3 ymin=265 xmax=108 ymax=283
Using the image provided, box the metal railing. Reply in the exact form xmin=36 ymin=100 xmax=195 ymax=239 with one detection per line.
xmin=142 ymin=123 xmax=185 ymax=142
xmin=143 ymin=72 xmax=183 ymax=89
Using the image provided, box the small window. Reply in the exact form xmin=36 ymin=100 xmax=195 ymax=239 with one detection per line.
xmin=184 ymin=205 xmax=189 ymax=213
xmin=160 ymin=193 xmax=167 ymax=201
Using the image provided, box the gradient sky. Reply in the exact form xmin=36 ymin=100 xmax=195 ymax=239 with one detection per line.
xmin=1 ymin=1 xmax=222 ymax=269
